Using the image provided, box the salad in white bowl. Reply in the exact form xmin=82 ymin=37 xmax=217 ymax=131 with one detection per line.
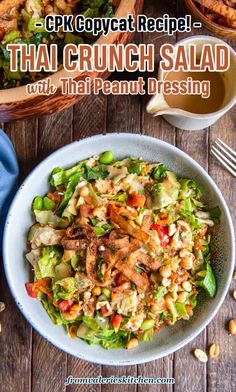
xmin=3 ymin=134 xmax=234 ymax=365
xmin=25 ymin=150 xmax=219 ymax=350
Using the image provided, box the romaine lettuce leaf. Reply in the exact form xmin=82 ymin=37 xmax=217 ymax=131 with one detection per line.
xmin=53 ymin=277 xmax=78 ymax=300
xmin=38 ymin=247 xmax=62 ymax=278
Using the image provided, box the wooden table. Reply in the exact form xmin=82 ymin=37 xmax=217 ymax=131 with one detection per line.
xmin=1 ymin=1 xmax=235 ymax=391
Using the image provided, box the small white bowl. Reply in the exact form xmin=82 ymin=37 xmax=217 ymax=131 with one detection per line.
xmin=3 ymin=133 xmax=235 ymax=365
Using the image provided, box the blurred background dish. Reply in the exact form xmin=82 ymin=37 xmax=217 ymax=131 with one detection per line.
xmin=185 ymin=0 xmax=236 ymax=38
xmin=0 ymin=0 xmax=143 ymax=122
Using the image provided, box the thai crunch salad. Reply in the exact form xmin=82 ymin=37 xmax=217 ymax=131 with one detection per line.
xmin=0 ymin=0 xmax=114 ymax=89
xmin=25 ymin=152 xmax=219 ymax=350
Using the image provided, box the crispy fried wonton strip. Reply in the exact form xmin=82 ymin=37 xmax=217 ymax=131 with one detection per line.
xmin=109 ymin=201 xmax=138 ymax=218
xmin=61 ymin=238 xmax=88 ymax=250
xmin=86 ymin=242 xmax=112 ymax=287
xmin=109 ymin=205 xmax=150 ymax=243
xmin=195 ymin=0 xmax=236 ymax=19
xmin=102 ymin=236 xmax=130 ymax=249
xmin=105 ymin=239 xmax=141 ymax=275
xmin=131 ymin=250 xmax=162 ymax=271
xmin=115 ymin=259 xmax=150 ymax=291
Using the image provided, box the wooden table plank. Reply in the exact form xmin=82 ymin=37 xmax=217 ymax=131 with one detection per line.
xmin=73 ymin=93 xmax=107 ymax=139
xmin=207 ymin=107 xmax=236 ymax=392
xmin=0 ymin=119 xmax=38 ymax=392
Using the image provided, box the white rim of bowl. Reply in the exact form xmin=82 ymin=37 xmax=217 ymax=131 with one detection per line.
xmin=3 ymin=133 xmax=235 ymax=365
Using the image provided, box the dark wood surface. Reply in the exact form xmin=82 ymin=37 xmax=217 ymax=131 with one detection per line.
xmin=1 ymin=1 xmax=236 ymax=391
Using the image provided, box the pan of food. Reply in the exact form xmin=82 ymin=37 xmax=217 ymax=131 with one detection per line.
xmin=185 ymin=0 xmax=236 ymax=38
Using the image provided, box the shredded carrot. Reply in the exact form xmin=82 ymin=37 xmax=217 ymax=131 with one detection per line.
xmin=155 ymin=217 xmax=172 ymax=225
xmin=185 ymin=305 xmax=193 ymax=313
xmin=69 ymin=325 xmax=77 ymax=339
xmin=194 ymin=241 xmax=206 ymax=251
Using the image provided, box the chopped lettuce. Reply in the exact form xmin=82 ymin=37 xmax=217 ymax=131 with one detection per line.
xmin=139 ymin=328 xmax=154 ymax=342
xmin=151 ymin=163 xmax=167 ymax=180
xmin=210 ymin=207 xmax=221 ymax=225
xmin=189 ymin=295 xmax=197 ymax=309
xmin=41 ymin=298 xmax=64 ymax=325
xmin=174 ymin=302 xmax=187 ymax=317
xmin=50 ymin=160 xmax=87 ymax=187
xmin=195 ymin=262 xmax=217 ymax=298
xmin=53 ymin=277 xmax=78 ymax=300
xmin=159 ymin=310 xmax=169 ymax=321
xmin=38 ymin=247 xmax=62 ymax=278
xmin=34 ymin=210 xmax=69 ymax=228
xmin=94 ymin=224 xmax=113 ymax=237
xmin=55 ymin=262 xmax=73 ymax=280
xmin=83 ymin=166 xmax=109 ymax=181
xmin=153 ymin=286 xmax=167 ymax=299
xmin=82 ymin=316 xmax=99 ymax=331
xmin=179 ymin=210 xmax=203 ymax=231
xmin=179 ymin=179 xmax=202 ymax=200
xmin=149 ymin=172 xmax=180 ymax=209
xmin=57 ymin=172 xmax=84 ymax=215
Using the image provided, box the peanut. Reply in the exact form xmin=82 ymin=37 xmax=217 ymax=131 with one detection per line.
xmin=194 ymin=348 xmax=208 ymax=362
xmin=159 ymin=265 xmax=172 ymax=278
xmin=92 ymin=287 xmax=102 ymax=296
xmin=180 ymin=255 xmax=193 ymax=270
xmin=0 ymin=302 xmax=5 ymax=313
xmin=229 ymin=319 xmax=236 ymax=335
xmin=162 ymin=278 xmax=171 ymax=287
xmin=126 ymin=338 xmax=139 ymax=350
xmin=177 ymin=291 xmax=188 ymax=302
xmin=233 ymin=290 xmax=236 ymax=300
xmin=209 ymin=343 xmax=220 ymax=358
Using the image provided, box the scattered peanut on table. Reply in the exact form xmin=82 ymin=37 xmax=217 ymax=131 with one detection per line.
xmin=233 ymin=290 xmax=236 ymax=300
xmin=0 ymin=302 xmax=5 ymax=313
xmin=194 ymin=349 xmax=208 ymax=363
xmin=209 ymin=343 xmax=220 ymax=358
xmin=229 ymin=319 xmax=236 ymax=336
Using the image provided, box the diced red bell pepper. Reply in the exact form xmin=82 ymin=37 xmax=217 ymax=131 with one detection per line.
xmin=152 ymin=224 xmax=170 ymax=248
xmin=47 ymin=192 xmax=61 ymax=204
xmin=25 ymin=278 xmax=51 ymax=299
xmin=58 ymin=300 xmax=73 ymax=313
xmin=25 ymin=283 xmax=38 ymax=298
xmin=101 ymin=305 xmax=111 ymax=317
xmin=111 ymin=314 xmax=122 ymax=331
xmin=128 ymin=193 xmax=146 ymax=208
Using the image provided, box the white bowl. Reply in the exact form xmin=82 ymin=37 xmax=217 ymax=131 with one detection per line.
xmin=3 ymin=133 xmax=235 ymax=365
